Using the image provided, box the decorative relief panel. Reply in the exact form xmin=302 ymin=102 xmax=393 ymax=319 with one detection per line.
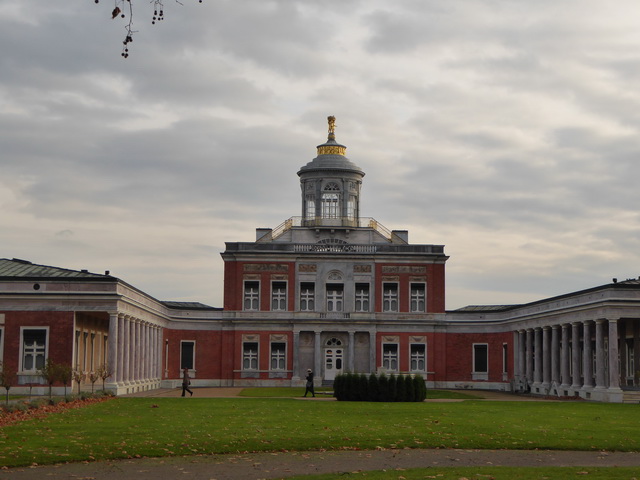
xmin=409 ymin=277 xmax=427 ymax=282
xmin=243 ymin=274 xmax=260 ymax=281
xmin=242 ymin=334 xmax=259 ymax=342
xmin=271 ymin=275 xmax=288 ymax=281
xmin=244 ymin=264 xmax=289 ymax=272
xmin=298 ymin=264 xmax=317 ymax=273
xmin=382 ymin=335 xmax=399 ymax=343
xmin=270 ymin=334 xmax=287 ymax=342
xmin=328 ymin=271 xmax=343 ymax=281
xmin=381 ymin=276 xmax=399 ymax=282
xmin=410 ymin=336 xmax=426 ymax=343
xmin=353 ymin=265 xmax=372 ymax=273
xmin=382 ymin=266 xmax=427 ymax=274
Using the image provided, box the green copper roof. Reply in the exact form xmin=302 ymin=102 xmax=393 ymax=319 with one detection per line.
xmin=0 ymin=258 xmax=108 ymax=279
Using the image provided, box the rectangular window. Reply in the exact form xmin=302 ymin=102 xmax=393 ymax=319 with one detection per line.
xmin=382 ymin=343 xmax=399 ymax=371
xmin=243 ymin=342 xmax=259 ymax=370
xmin=355 ymin=283 xmax=370 ymax=312
xmin=244 ymin=281 xmax=260 ymax=311
xmin=410 ymin=283 xmax=426 ymax=312
xmin=326 ymin=284 xmax=343 ymax=312
xmin=322 ymin=193 xmax=340 ymax=218
xmin=300 ymin=282 xmax=315 ymax=311
xmin=382 ymin=283 xmax=398 ymax=312
xmin=21 ymin=328 xmax=47 ymax=372
xmin=270 ymin=342 xmax=286 ymax=370
xmin=271 ymin=282 xmax=287 ymax=311
xmin=180 ymin=341 xmax=195 ymax=370
xmin=473 ymin=344 xmax=489 ymax=373
xmin=410 ymin=344 xmax=426 ymax=372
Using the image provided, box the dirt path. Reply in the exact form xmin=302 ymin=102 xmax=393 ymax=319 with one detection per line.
xmin=3 ymin=448 xmax=640 ymax=479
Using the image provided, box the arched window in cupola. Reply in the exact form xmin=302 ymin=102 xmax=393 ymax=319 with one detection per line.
xmin=321 ymin=182 xmax=340 ymax=219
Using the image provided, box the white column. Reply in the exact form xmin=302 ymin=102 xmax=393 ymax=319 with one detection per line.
xmin=608 ymin=318 xmax=622 ymax=391
xmin=582 ymin=321 xmax=593 ymax=389
xmin=517 ymin=330 xmax=526 ymax=382
xmin=542 ymin=326 xmax=551 ymax=389
xmin=150 ymin=327 xmax=157 ymax=380
xmin=107 ymin=313 xmax=119 ymax=387
xmin=314 ymin=331 xmax=322 ymax=380
xmin=122 ymin=316 xmax=130 ymax=384
xmin=571 ymin=322 xmax=581 ymax=390
xmin=128 ymin=318 xmax=136 ymax=384
xmin=533 ymin=328 xmax=542 ymax=387
xmin=142 ymin=322 xmax=149 ymax=381
xmin=348 ymin=331 xmax=355 ymax=372
xmin=369 ymin=331 xmax=376 ymax=374
xmin=525 ymin=329 xmax=533 ymax=384
xmin=595 ymin=319 xmax=606 ymax=389
xmin=560 ymin=324 xmax=570 ymax=389
xmin=292 ymin=331 xmax=300 ymax=380
xmin=116 ymin=314 xmax=125 ymax=384
xmin=135 ymin=320 xmax=141 ymax=382
xmin=551 ymin=325 xmax=560 ymax=386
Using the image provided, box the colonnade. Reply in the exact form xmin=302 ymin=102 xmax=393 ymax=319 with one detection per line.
xmin=107 ymin=313 xmax=163 ymax=393
xmin=514 ymin=318 xmax=636 ymax=401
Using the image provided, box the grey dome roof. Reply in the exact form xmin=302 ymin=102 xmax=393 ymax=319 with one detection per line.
xmin=297 ymin=134 xmax=365 ymax=177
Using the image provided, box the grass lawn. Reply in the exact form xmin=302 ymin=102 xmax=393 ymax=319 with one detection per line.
xmin=0 ymin=398 xmax=639 ymax=467
xmin=237 ymin=387 xmax=480 ymax=399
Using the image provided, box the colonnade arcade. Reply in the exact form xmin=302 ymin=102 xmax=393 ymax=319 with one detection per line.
xmin=514 ymin=317 xmax=640 ymax=402
xmin=107 ymin=312 xmax=163 ymax=394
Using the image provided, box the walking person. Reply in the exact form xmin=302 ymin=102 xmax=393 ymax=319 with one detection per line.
xmin=181 ymin=368 xmax=193 ymax=397
xmin=304 ymin=368 xmax=315 ymax=397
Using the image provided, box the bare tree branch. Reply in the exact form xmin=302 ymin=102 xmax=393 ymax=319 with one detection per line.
xmin=94 ymin=0 xmax=202 ymax=58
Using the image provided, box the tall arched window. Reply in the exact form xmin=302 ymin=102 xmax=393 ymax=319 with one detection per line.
xmin=321 ymin=182 xmax=340 ymax=218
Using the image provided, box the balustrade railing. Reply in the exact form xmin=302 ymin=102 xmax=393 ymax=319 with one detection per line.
xmin=262 ymin=216 xmax=400 ymax=242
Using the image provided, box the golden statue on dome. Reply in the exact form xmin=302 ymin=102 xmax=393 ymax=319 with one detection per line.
xmin=328 ymin=116 xmax=336 ymax=135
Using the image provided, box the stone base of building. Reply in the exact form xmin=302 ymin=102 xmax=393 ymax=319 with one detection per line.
xmin=431 ymin=381 xmax=512 ymax=392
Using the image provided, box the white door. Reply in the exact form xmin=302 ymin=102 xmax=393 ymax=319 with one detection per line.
xmin=324 ymin=347 xmax=343 ymax=381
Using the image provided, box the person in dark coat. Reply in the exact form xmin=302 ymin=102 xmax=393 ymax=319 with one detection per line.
xmin=304 ymin=368 xmax=315 ymax=397
xmin=181 ymin=368 xmax=193 ymax=397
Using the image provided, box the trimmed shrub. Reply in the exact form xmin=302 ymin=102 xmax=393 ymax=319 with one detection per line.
xmin=395 ymin=375 xmax=407 ymax=402
xmin=368 ymin=373 xmax=379 ymax=402
xmin=414 ymin=374 xmax=427 ymax=401
xmin=334 ymin=372 xmax=426 ymax=402
xmin=378 ymin=374 xmax=389 ymax=402
xmin=387 ymin=374 xmax=397 ymax=402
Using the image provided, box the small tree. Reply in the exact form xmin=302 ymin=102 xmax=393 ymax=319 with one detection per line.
xmin=72 ymin=368 xmax=85 ymax=395
xmin=39 ymin=359 xmax=60 ymax=399
xmin=88 ymin=371 xmax=100 ymax=393
xmin=96 ymin=363 xmax=113 ymax=391
xmin=0 ymin=363 xmax=16 ymax=406
xmin=58 ymin=364 xmax=73 ymax=398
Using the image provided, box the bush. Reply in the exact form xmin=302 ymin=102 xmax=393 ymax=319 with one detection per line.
xmin=333 ymin=372 xmax=427 ymax=402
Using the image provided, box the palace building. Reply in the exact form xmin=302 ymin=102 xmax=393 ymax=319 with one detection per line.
xmin=1 ymin=118 xmax=639 ymax=402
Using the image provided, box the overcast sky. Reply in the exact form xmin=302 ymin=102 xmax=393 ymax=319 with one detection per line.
xmin=2 ymin=0 xmax=640 ymax=309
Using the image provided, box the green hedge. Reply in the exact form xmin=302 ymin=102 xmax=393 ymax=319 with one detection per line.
xmin=334 ymin=372 xmax=427 ymax=402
